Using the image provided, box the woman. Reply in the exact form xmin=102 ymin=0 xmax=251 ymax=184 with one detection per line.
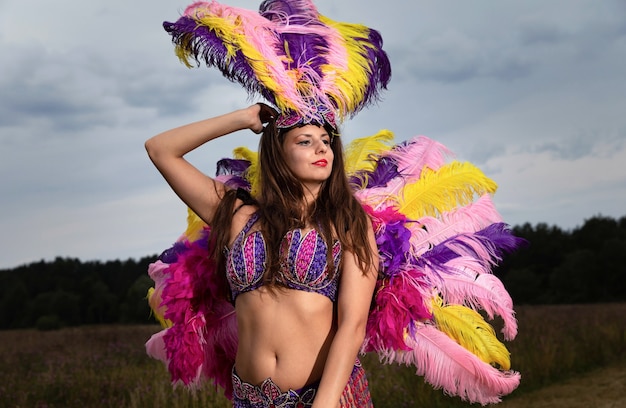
xmin=145 ymin=103 xmax=378 ymax=407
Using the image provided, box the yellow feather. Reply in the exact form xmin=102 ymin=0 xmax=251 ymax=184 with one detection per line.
xmin=398 ymin=161 xmax=498 ymax=219
xmin=147 ymin=287 xmax=172 ymax=328
xmin=184 ymin=208 xmax=207 ymax=242
xmin=344 ymin=129 xmax=394 ymax=177
xmin=320 ymin=15 xmax=374 ymax=114
xmin=432 ymin=297 xmax=511 ymax=369
xmin=233 ymin=146 xmax=260 ymax=197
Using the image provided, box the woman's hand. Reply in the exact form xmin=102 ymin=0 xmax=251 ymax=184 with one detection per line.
xmin=248 ymin=103 xmax=278 ymax=134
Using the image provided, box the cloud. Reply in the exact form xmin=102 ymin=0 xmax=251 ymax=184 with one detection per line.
xmin=391 ymin=29 xmax=533 ymax=84
xmin=518 ymin=19 xmax=566 ymax=46
xmin=489 ymin=138 xmax=626 ymax=230
xmin=0 ymin=45 xmax=108 ymax=131
xmin=531 ymin=129 xmax=625 ymax=161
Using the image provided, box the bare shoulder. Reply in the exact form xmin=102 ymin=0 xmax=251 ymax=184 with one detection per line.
xmin=228 ymin=201 xmax=259 ymax=244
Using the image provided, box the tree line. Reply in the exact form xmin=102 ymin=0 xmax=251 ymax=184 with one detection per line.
xmin=0 ymin=256 xmax=158 ymax=330
xmin=1 ymin=214 xmax=624 ymax=330
xmin=497 ymin=214 xmax=626 ymax=305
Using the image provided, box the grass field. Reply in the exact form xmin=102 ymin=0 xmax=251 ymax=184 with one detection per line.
xmin=1 ymin=303 xmax=625 ymax=407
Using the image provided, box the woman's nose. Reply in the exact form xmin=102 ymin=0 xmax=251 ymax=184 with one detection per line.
xmin=316 ymin=140 xmax=328 ymax=153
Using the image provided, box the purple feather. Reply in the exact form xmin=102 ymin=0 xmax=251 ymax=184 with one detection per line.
xmin=163 ymin=18 xmax=271 ymax=103
xmin=366 ymin=156 xmax=400 ymax=188
xmin=159 ymin=241 xmax=189 ymax=264
xmin=413 ymin=223 xmax=526 ymax=277
xmin=475 ymin=223 xmax=528 ymax=257
xmin=357 ymin=28 xmax=391 ymax=114
xmin=215 ymin=159 xmax=252 ymax=190
xmin=216 ymin=158 xmax=251 ymax=177
xmin=376 ymin=219 xmax=412 ymax=277
xmin=349 ymin=157 xmax=400 ymax=189
xmin=159 ymin=233 xmax=210 ymax=265
xmin=260 ymin=0 xmax=328 ymax=87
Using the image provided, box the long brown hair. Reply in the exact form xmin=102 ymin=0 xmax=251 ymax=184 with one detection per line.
xmin=209 ymin=121 xmax=375 ymax=298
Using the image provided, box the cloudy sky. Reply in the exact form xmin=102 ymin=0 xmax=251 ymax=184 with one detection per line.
xmin=1 ymin=0 xmax=625 ymax=269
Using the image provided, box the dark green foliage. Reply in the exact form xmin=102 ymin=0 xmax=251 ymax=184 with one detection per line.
xmin=0 ymin=255 xmax=158 ymax=329
xmin=496 ymin=214 xmax=626 ymax=304
xmin=35 ymin=315 xmax=62 ymax=331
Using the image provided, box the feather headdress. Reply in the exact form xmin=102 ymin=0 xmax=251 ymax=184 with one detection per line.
xmin=163 ymin=0 xmax=391 ymax=128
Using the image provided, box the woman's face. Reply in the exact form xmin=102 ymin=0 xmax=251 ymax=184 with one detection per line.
xmin=282 ymin=125 xmax=334 ymax=193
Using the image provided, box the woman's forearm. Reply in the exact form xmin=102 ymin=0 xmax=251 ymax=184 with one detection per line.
xmin=145 ymin=106 xmax=259 ymax=161
xmin=312 ymin=324 xmax=366 ymax=408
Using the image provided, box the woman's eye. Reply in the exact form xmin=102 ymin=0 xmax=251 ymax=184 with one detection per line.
xmin=297 ymin=140 xmax=310 ymax=146
xmin=323 ymin=139 xmax=330 ymax=145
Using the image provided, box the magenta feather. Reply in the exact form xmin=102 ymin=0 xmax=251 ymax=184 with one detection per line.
xmin=201 ymin=304 xmax=238 ymax=397
xmin=146 ymin=230 xmax=237 ymax=397
xmin=363 ymin=204 xmax=412 ymax=276
xmin=363 ymin=269 xmax=432 ymax=353
xmin=163 ymin=312 xmax=207 ymax=387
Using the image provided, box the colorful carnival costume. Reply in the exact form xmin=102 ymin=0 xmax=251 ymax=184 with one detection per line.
xmin=145 ymin=0 xmax=524 ymax=406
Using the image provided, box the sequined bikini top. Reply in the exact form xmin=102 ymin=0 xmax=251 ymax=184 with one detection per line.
xmin=225 ymin=213 xmax=342 ymax=302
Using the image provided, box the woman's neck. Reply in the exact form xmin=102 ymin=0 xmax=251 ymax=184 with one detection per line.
xmin=302 ymin=181 xmax=322 ymax=204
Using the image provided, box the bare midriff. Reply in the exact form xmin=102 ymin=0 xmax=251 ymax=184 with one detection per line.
xmin=234 ymin=287 xmax=336 ymax=391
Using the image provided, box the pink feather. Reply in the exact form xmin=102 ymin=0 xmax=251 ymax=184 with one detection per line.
xmin=435 ymin=265 xmax=517 ymax=340
xmin=354 ymin=177 xmax=403 ymax=210
xmin=408 ymin=194 xmax=503 ymax=257
xmin=147 ymin=260 xmax=170 ymax=318
xmin=390 ymin=325 xmax=520 ymax=405
xmin=385 ymin=136 xmax=452 ymax=180
xmin=145 ymin=329 xmax=168 ymax=362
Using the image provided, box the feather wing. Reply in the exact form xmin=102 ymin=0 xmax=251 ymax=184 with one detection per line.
xmin=355 ymin=133 xmax=522 ymax=404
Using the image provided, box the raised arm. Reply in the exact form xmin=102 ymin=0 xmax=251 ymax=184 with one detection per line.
xmin=144 ymin=104 xmax=270 ymax=225
xmin=313 ymin=223 xmax=379 ymax=407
